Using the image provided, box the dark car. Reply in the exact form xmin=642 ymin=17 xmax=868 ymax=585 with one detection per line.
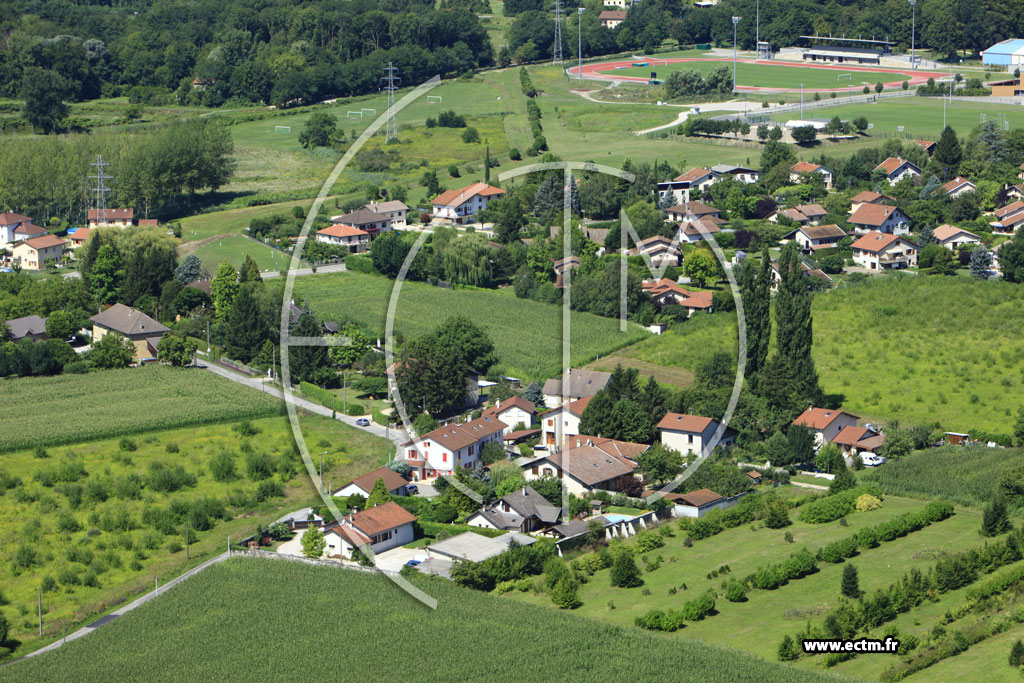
xmin=405 ymin=559 xmax=421 ymax=567
xmin=407 ymin=484 xmax=419 ymax=495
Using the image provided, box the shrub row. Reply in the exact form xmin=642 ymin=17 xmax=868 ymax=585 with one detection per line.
xmin=635 ymin=591 xmax=717 ymax=631
xmin=817 ymin=500 xmax=954 ymax=563
xmin=798 ymin=485 xmax=883 ymax=524
xmin=519 ymin=67 xmax=536 ymax=97
xmin=415 ymin=520 xmax=507 ymax=541
xmin=345 ymin=254 xmax=375 ymax=274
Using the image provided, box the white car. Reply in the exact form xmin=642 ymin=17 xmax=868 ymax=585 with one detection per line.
xmin=861 ymin=454 xmax=887 ymax=467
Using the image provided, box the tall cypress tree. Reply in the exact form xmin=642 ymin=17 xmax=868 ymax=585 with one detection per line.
xmin=740 ymin=248 xmax=772 ymax=387
xmin=774 ymin=242 xmax=821 ymax=405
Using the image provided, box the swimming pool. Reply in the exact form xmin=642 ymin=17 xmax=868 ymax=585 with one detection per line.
xmin=602 ymin=513 xmax=634 ymax=523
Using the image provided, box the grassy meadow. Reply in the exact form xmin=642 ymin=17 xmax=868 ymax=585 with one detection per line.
xmin=188 ymin=234 xmax=295 ymax=272
xmin=0 ymin=367 xmax=284 ymax=453
xmin=0 ymin=413 xmax=391 ymax=656
xmin=293 ymin=270 xmax=649 ymax=380
xmin=0 ymin=558 xmax=842 ymax=682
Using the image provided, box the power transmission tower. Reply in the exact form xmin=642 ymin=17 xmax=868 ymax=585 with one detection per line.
xmin=88 ymin=155 xmax=113 ymax=224
xmin=552 ymin=0 xmax=564 ymax=65
xmin=381 ymin=62 xmax=400 ymax=143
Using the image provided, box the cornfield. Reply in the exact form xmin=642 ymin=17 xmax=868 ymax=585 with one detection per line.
xmin=0 ymin=366 xmax=283 ymax=453
xmin=1 ymin=558 xmax=839 ymax=682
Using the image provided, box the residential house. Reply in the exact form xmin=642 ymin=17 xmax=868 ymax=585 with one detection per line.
xmin=874 ymin=157 xmax=922 ymax=186
xmin=552 ymin=255 xmax=580 ymax=288
xmin=711 ymin=164 xmax=759 ymax=184
xmin=539 ymin=396 xmax=592 ymax=446
xmin=677 ymin=217 xmax=724 ymax=243
xmin=521 ymin=440 xmax=640 ymax=496
xmin=0 ymin=213 xmax=39 ymax=246
xmin=674 ymin=488 xmax=728 ymax=518
xmin=783 ymin=224 xmax=847 ymax=253
xmin=791 ymin=406 xmax=859 ymax=448
xmin=482 ymin=396 xmax=537 ymax=434
xmin=541 ymin=368 xmax=611 ymax=408
xmin=67 ymin=228 xmax=92 ymax=250
xmin=832 ymin=425 xmax=884 ymax=457
xmin=4 ymin=315 xmax=47 ymax=342
xmin=768 ymin=260 xmax=834 ymax=291
xmin=10 ymin=235 xmax=66 ymax=270
xmin=1019 ymin=162 xmax=1024 ymax=181
xmin=848 ymin=203 xmax=911 ymax=235
xmin=771 ymin=203 xmax=829 ymax=226
xmin=401 ymin=415 xmax=506 ymax=479
xmin=89 ymin=303 xmax=170 ymax=363
xmin=915 ymin=140 xmax=936 ymax=156
xmin=849 ymin=190 xmax=896 ymax=213
xmin=942 ymin=176 xmax=976 ymax=199
xmin=789 ymin=162 xmax=833 ymax=189
xmin=633 ymin=235 xmax=681 ymax=267
xmin=665 ymin=201 xmax=721 ymax=223
xmin=332 ymin=466 xmax=410 ymax=499
xmin=138 ymin=219 xmax=159 ymax=228
xmin=993 ymin=201 xmax=1024 ymax=231
xmin=851 ymin=231 xmax=918 ymax=270
xmin=321 ymin=501 xmax=417 ymax=558
xmin=598 ymin=10 xmax=626 ymax=27
xmin=465 ymin=485 xmax=562 ymax=533
xmin=657 ymin=413 xmax=736 ymax=456
xmin=363 ymin=200 xmax=409 ymax=228
xmin=316 ymin=223 xmax=369 ymax=252
xmin=933 ymin=224 xmax=981 ymax=251
xmin=656 ymin=168 xmax=716 ymax=205
xmin=328 ymin=207 xmax=391 ymax=237
xmin=87 ymin=208 xmax=134 ymax=229
xmin=641 ymin=278 xmax=713 ymax=317
xmin=431 ymin=182 xmax=505 ymax=225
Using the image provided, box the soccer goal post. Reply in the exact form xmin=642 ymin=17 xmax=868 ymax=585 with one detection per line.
xmin=361 ymin=108 xmax=376 ymax=114
xmin=838 ymin=73 xmax=851 ymax=82
xmin=347 ymin=111 xmax=363 ymax=118
xmin=274 ymin=125 xmax=291 ymax=133
xmin=427 ymin=95 xmax=443 ymax=103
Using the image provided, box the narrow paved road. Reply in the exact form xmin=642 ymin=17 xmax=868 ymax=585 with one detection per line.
xmin=197 ymin=360 xmax=409 ymax=447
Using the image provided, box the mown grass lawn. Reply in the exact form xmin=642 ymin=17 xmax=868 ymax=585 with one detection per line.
xmin=292 ymin=269 xmax=649 ymax=380
xmin=801 ymin=97 xmax=1024 ymax=139
xmin=190 ymin=233 xmax=296 ymax=273
xmin=505 ymin=490 xmax=984 ymax=669
xmin=0 ymin=412 xmax=390 ymax=656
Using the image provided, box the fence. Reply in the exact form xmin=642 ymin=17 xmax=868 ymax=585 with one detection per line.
xmin=234 ymin=548 xmax=394 ymax=574
xmin=737 ymin=89 xmax=917 ymax=122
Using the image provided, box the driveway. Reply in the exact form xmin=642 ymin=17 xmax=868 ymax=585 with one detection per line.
xmin=373 ymin=546 xmax=429 ymax=573
xmin=412 ymin=481 xmax=439 ymax=498
xmin=276 ymin=528 xmax=307 ymax=557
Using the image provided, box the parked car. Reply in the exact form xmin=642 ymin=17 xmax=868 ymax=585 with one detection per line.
xmin=407 ymin=484 xmax=419 ymax=495
xmin=405 ymin=559 xmax=422 ymax=567
xmin=861 ymin=454 xmax=887 ymax=467
xmin=355 ymin=418 xmax=370 ymax=427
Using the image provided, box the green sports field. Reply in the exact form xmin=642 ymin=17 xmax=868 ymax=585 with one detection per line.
xmin=599 ymin=59 xmax=933 ymax=90
xmin=191 ymin=233 xmax=296 ymax=272
xmin=790 ymin=97 xmax=1024 ymax=138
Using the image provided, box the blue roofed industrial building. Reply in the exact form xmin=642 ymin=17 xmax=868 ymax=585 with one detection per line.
xmin=982 ymin=39 xmax=1024 ymax=67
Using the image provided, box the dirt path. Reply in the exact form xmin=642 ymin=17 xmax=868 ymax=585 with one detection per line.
xmin=177 ymin=232 xmax=235 ymax=257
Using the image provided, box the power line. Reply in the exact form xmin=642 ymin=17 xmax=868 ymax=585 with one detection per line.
xmin=381 ymin=62 xmax=400 ymax=143
xmin=88 ymin=155 xmax=113 ymax=223
xmin=552 ymin=0 xmax=564 ymax=65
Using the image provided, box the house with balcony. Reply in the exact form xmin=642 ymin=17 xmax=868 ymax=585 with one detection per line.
xmin=656 ymin=168 xmax=716 ymax=205
xmin=789 ymin=162 xmax=833 ymax=189
xmin=665 ymin=201 xmax=720 ymax=223
xmin=783 ymin=224 xmax=847 ymax=253
xmin=316 ymin=223 xmax=369 ymax=252
xmin=520 ymin=437 xmax=643 ymax=496
xmin=401 ymin=415 xmax=506 ymax=479
xmin=849 ymin=203 xmax=911 ymax=235
xmin=321 ymin=501 xmax=417 ymax=558
xmin=711 ymin=164 xmax=759 ymax=184
xmin=851 ymin=231 xmax=918 ymax=270
xmin=328 ymin=207 xmax=391 ymax=237
xmin=362 ymin=200 xmax=409 ymax=228
xmin=431 ymin=182 xmax=505 ymax=225
xmin=791 ymin=406 xmax=860 ymax=448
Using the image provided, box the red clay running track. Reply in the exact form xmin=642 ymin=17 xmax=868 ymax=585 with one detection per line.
xmin=568 ymin=58 xmax=950 ymax=93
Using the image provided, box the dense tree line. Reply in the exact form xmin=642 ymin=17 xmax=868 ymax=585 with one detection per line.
xmin=0 ymin=119 xmax=235 ymax=222
xmin=0 ymin=0 xmax=492 ymax=112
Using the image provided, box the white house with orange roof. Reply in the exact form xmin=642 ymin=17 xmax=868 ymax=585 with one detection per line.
xmin=657 ymin=413 xmax=736 ymax=456
xmin=431 ymin=182 xmax=505 ymax=225
xmin=482 ymin=395 xmax=537 ymax=433
xmin=932 ymin=225 xmax=981 ymax=251
xmin=789 ymin=162 xmax=833 ymax=189
xmin=0 ymin=213 xmax=39 ymax=246
xmin=849 ymin=203 xmax=911 ymax=235
xmin=316 ymin=223 xmax=369 ymax=252
xmin=874 ymin=157 xmax=921 ymax=186
xmin=848 ymin=190 xmax=896 ymax=214
xmin=67 ymin=228 xmax=92 ymax=251
xmin=401 ymin=415 xmax=507 ymax=479
xmin=656 ymin=168 xmax=716 ymax=205
xmin=10 ymin=234 xmax=67 ymax=270
xmin=792 ymin=407 xmax=860 ymax=447
xmin=87 ymin=208 xmax=134 ymax=229
xmin=851 ymin=231 xmax=918 ymax=270
xmin=641 ymin=278 xmax=713 ymax=317
xmin=942 ymin=176 xmax=976 ymax=199
xmin=540 ymin=396 xmax=592 ymax=447
xmin=321 ymin=501 xmax=417 ymax=558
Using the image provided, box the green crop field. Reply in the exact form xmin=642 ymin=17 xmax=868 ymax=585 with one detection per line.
xmin=862 ymin=446 xmax=1024 ymax=506
xmin=605 ymin=275 xmax=1024 ymax=434
xmin=0 ymin=412 xmax=390 ymax=656
xmin=0 ymin=367 xmax=284 ymax=453
xmin=190 ymin=233 xmax=296 ymax=273
xmin=292 ymin=270 xmax=649 ymax=380
xmin=601 ymin=59 xmax=931 ymax=91
xmin=798 ymin=97 xmax=1024 ymax=139
xmin=0 ymin=558 xmax=840 ymax=682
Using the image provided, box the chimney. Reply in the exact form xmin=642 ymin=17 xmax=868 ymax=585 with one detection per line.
xmin=522 ymin=487 xmax=527 ymax=496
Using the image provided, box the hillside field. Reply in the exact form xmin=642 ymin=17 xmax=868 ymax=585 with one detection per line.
xmin=293 ymin=270 xmax=649 ymax=380
xmin=0 ymin=558 xmax=839 ymax=682
xmin=0 ymin=367 xmax=283 ymax=453
xmin=0 ymin=413 xmax=391 ymax=655
xmin=601 ymin=60 xmax=923 ymax=90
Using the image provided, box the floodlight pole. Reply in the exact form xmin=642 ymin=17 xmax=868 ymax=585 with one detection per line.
xmin=578 ymin=8 xmax=585 ymax=80
xmin=800 ymin=83 xmax=804 ymax=118
xmin=732 ymin=17 xmax=742 ymax=94
xmin=756 ymin=0 xmax=759 ymax=53
xmin=909 ymin=0 xmax=916 ymax=70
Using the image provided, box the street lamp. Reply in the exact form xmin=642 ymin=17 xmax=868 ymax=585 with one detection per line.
xmin=577 ymin=8 xmax=585 ymax=80
xmin=732 ymin=16 xmax=742 ymax=94
xmin=909 ymin=0 xmax=916 ymax=70
xmin=320 ymin=450 xmax=327 ymax=492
